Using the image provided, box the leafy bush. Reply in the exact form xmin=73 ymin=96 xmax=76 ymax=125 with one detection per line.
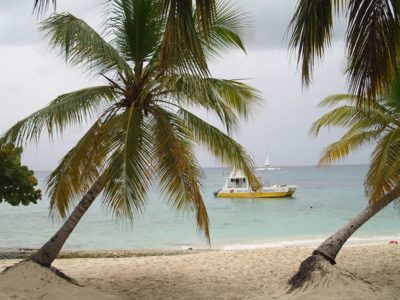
xmin=0 ymin=144 xmax=41 ymax=206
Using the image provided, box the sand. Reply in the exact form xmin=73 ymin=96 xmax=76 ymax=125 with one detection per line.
xmin=0 ymin=244 xmax=399 ymax=299
xmin=0 ymin=260 xmax=115 ymax=300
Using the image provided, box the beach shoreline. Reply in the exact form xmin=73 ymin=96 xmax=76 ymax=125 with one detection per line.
xmin=1 ymin=235 xmax=399 ymax=259
xmin=1 ymin=243 xmax=399 ymax=299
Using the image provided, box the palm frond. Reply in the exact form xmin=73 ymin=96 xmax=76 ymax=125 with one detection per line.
xmin=206 ymin=78 xmax=261 ymax=120
xmin=159 ymin=0 xmax=209 ymax=76
xmin=288 ymin=0 xmax=335 ymax=86
xmin=386 ymin=70 xmax=400 ymax=113
xmin=346 ymin=0 xmax=400 ymax=104
xmin=33 ymin=0 xmax=56 ymax=15
xmin=314 ymin=87 xmax=400 ymax=204
xmin=162 ymin=75 xmax=260 ymax=133
xmin=365 ymin=127 xmax=400 ymax=202
xmin=318 ymin=130 xmax=382 ymax=166
xmin=317 ymin=94 xmax=359 ymax=108
xmin=179 ymin=108 xmax=261 ymax=190
xmin=40 ymin=13 xmax=133 ymax=77
xmin=108 ymin=0 xmax=163 ymax=65
xmin=47 ymin=118 xmax=111 ymax=217
xmin=1 ymin=86 xmax=116 ymax=145
xmin=200 ymin=1 xmax=250 ymax=60
xmin=310 ymin=104 xmax=394 ymax=137
xmin=101 ymin=108 xmax=153 ymax=220
xmin=310 ymin=105 xmax=362 ymax=136
xmin=150 ymin=106 xmax=210 ymax=242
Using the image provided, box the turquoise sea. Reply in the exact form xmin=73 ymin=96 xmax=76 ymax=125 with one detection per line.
xmin=1 ymin=165 xmax=399 ymax=250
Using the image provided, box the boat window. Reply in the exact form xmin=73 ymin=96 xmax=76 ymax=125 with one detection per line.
xmin=228 ymin=177 xmax=248 ymax=188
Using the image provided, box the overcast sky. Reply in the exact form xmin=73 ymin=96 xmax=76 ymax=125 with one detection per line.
xmin=0 ymin=0 xmax=371 ymax=170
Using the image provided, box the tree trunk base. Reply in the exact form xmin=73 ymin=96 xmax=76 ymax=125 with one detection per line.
xmin=2 ymin=259 xmax=76 ymax=284
xmin=31 ymin=247 xmax=55 ymax=268
xmin=287 ymin=254 xmax=377 ymax=297
xmin=288 ymin=254 xmax=325 ymax=292
xmin=0 ymin=259 xmax=112 ymax=299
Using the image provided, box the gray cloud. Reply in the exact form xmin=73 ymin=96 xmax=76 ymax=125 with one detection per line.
xmin=0 ymin=0 xmax=103 ymax=46
xmin=0 ymin=0 xmax=370 ymax=169
xmin=239 ymin=0 xmax=347 ymax=50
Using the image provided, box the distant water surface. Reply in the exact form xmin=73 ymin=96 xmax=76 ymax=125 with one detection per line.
xmin=1 ymin=165 xmax=399 ymax=250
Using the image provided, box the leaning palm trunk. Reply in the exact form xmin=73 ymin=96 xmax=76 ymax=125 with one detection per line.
xmin=32 ymin=177 xmax=103 ymax=267
xmin=288 ymin=183 xmax=400 ymax=291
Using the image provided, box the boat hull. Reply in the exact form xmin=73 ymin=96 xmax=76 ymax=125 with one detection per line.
xmin=216 ymin=190 xmax=294 ymax=198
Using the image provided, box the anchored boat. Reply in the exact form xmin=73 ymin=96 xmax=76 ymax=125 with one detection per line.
xmin=214 ymin=169 xmax=296 ymax=198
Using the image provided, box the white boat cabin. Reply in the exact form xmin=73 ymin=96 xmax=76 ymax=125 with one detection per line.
xmin=223 ymin=169 xmax=251 ymax=191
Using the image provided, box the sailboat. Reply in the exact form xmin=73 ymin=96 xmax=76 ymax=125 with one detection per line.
xmin=256 ymin=154 xmax=281 ymax=171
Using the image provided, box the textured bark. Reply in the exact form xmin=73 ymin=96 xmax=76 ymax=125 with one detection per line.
xmin=31 ymin=177 xmax=104 ymax=267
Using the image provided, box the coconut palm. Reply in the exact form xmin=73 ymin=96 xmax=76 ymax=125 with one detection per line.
xmin=289 ymin=75 xmax=400 ymax=290
xmin=1 ymin=0 xmax=261 ymax=267
xmin=289 ymin=0 xmax=400 ymax=104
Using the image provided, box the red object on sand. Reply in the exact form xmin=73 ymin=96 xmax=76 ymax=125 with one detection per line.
xmin=389 ymin=240 xmax=398 ymax=244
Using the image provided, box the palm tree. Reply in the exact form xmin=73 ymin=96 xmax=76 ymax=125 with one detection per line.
xmin=289 ymin=0 xmax=400 ymax=105
xmin=1 ymin=0 xmax=261 ymax=267
xmin=288 ymin=76 xmax=400 ymax=290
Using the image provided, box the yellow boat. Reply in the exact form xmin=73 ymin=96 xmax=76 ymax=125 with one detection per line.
xmin=214 ymin=169 xmax=296 ymax=198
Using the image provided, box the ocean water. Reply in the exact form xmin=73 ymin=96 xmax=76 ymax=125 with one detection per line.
xmin=1 ymin=165 xmax=399 ymax=250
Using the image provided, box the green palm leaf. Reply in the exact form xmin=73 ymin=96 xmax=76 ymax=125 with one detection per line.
xmin=47 ymin=118 xmax=111 ymax=217
xmin=101 ymin=109 xmax=153 ymax=220
xmin=150 ymin=106 xmax=210 ymax=241
xmin=313 ymin=79 xmax=400 ymax=205
xmin=318 ymin=130 xmax=382 ymax=166
xmin=109 ymin=0 xmax=162 ymax=65
xmin=288 ymin=0 xmax=335 ymax=87
xmin=289 ymin=0 xmax=400 ymax=103
xmin=311 ymin=100 xmax=395 ymax=137
xmin=317 ymin=94 xmax=359 ymax=108
xmin=199 ymin=1 xmax=249 ymax=60
xmin=33 ymin=0 xmax=55 ymax=15
xmin=365 ymin=128 xmax=400 ymax=202
xmin=1 ymin=86 xmax=116 ymax=145
xmin=159 ymin=0 xmax=211 ymax=76
xmin=179 ymin=108 xmax=261 ymax=190
xmin=41 ymin=13 xmax=133 ymax=77
xmin=163 ymin=75 xmax=260 ymax=133
xmin=346 ymin=0 xmax=400 ymax=103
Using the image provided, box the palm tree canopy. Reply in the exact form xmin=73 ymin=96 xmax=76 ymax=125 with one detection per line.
xmin=34 ymin=0 xmax=220 ymax=77
xmin=310 ymin=75 xmax=400 ymax=203
xmin=3 ymin=0 xmax=261 ymax=242
xmin=289 ymin=0 xmax=400 ymax=105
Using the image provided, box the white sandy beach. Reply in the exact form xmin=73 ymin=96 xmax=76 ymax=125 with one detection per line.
xmin=0 ymin=244 xmax=399 ymax=299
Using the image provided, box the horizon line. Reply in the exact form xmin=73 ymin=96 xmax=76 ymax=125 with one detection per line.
xmin=33 ymin=163 xmax=369 ymax=172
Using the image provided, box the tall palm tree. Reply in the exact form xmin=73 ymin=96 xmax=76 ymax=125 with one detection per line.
xmin=1 ymin=0 xmax=260 ymax=267
xmin=289 ymin=76 xmax=400 ymax=290
xmin=289 ymin=0 xmax=400 ymax=105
